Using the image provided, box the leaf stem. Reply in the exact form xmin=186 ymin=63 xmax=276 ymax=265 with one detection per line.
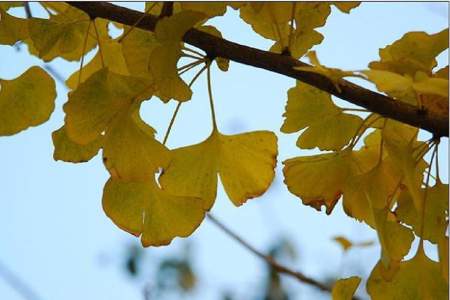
xmin=181 ymin=53 xmax=204 ymax=60
xmin=206 ymin=62 xmax=218 ymax=130
xmin=177 ymin=58 xmax=204 ymax=73
xmin=92 ymin=20 xmax=105 ymax=67
xmin=163 ymin=64 xmax=207 ymax=145
xmin=78 ymin=20 xmax=92 ymax=87
xmin=418 ymin=143 xmax=437 ymax=250
xmin=182 ymin=46 xmax=204 ymax=58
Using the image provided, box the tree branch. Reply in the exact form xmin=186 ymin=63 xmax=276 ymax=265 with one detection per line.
xmin=66 ymin=2 xmax=448 ymax=137
xmin=207 ymin=214 xmax=360 ymax=298
xmin=0 ymin=259 xmax=43 ymax=300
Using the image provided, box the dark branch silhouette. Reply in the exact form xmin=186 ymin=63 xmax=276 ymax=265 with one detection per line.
xmin=67 ymin=2 xmax=449 ymax=137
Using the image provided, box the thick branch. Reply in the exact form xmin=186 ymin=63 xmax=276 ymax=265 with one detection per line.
xmin=67 ymin=2 xmax=448 ymax=137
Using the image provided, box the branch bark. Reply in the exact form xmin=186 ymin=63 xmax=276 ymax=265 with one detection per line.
xmin=67 ymin=1 xmax=448 ymax=137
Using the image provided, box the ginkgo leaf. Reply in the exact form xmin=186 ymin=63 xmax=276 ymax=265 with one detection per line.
xmin=66 ymin=37 xmax=129 ymax=89
xmin=63 ymin=68 xmax=169 ymax=181
xmin=178 ymin=2 xmax=227 ymax=18
xmin=343 ymin=157 xmax=402 ymax=228
xmin=63 ymin=68 xmax=152 ymax=145
xmin=382 ymin=120 xmax=428 ymax=216
xmin=27 ymin=6 xmax=98 ymax=62
xmin=121 ymin=27 xmax=159 ymax=77
xmin=103 ymin=177 xmax=205 ymax=247
xmin=0 ymin=66 xmax=56 ymax=136
xmin=333 ymin=236 xmax=374 ymax=252
xmin=333 ymin=236 xmax=353 ymax=252
xmin=362 ymin=70 xmax=416 ymax=104
xmin=160 ymin=129 xmax=277 ymax=210
xmin=367 ymin=247 xmax=448 ymax=299
xmin=0 ymin=8 xmax=28 ymax=45
xmin=270 ymin=27 xmax=323 ymax=59
xmin=297 ymin=113 xmax=362 ymax=151
xmin=149 ymin=11 xmax=206 ymax=102
xmin=102 ymin=112 xmax=171 ymax=181
xmin=281 ymin=81 xmax=362 ymax=151
xmin=0 ymin=2 xmax=23 ymax=10
xmin=240 ymin=3 xmax=334 ymax=57
xmin=145 ymin=2 xmax=226 ymax=19
xmin=396 ymin=181 xmax=449 ymax=244
xmin=239 ymin=3 xmax=292 ymax=43
xmin=332 ymin=276 xmax=361 ymax=300
xmin=372 ymin=208 xmax=414 ymax=270
xmin=52 ymin=125 xmax=102 ymax=163
xmin=332 ymin=2 xmax=361 ymax=13
xmin=412 ymin=74 xmax=449 ymax=98
xmin=283 ymin=150 xmax=358 ymax=214
xmin=369 ymin=28 xmax=449 ymax=76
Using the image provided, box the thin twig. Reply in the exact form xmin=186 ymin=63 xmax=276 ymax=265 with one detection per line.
xmin=24 ymin=2 xmax=32 ymax=18
xmin=207 ymin=214 xmax=362 ymax=298
xmin=0 ymin=259 xmax=43 ymax=300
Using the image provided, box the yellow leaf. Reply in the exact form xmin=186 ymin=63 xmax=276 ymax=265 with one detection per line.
xmin=102 ymin=112 xmax=171 ymax=181
xmin=369 ymin=28 xmax=449 ymax=76
xmin=66 ymin=37 xmax=129 ymax=89
xmin=333 ymin=236 xmax=374 ymax=252
xmin=367 ymin=248 xmax=448 ymax=299
xmin=297 ymin=113 xmax=362 ymax=151
xmin=362 ymin=70 xmax=416 ymax=104
xmin=121 ymin=27 xmax=158 ymax=77
xmin=372 ymin=208 xmax=414 ymax=269
xmin=160 ymin=129 xmax=277 ymax=210
xmin=27 ymin=6 xmax=97 ymax=62
xmin=0 ymin=66 xmax=56 ymax=136
xmin=64 ymin=69 xmax=168 ymax=180
xmin=52 ymin=125 xmax=102 ymax=163
xmin=155 ymin=10 xmax=205 ymax=43
xmin=179 ymin=2 xmax=227 ymax=18
xmin=333 ymin=236 xmax=353 ymax=252
xmin=63 ymin=68 xmax=152 ymax=145
xmin=281 ymin=81 xmax=362 ymax=151
xmin=149 ymin=11 xmax=205 ymax=102
xmin=413 ymin=76 xmax=449 ymax=98
xmin=396 ymin=181 xmax=448 ymax=244
xmin=0 ymin=8 xmax=28 ymax=45
xmin=332 ymin=2 xmax=361 ymax=13
xmin=239 ymin=3 xmax=291 ymax=43
xmin=283 ymin=150 xmax=358 ymax=214
xmin=103 ymin=177 xmax=205 ymax=247
xmin=332 ymin=276 xmax=361 ymax=300
xmin=270 ymin=28 xmax=323 ymax=59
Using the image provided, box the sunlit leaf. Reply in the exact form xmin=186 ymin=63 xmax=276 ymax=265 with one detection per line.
xmin=103 ymin=177 xmax=205 ymax=247
xmin=332 ymin=276 xmax=361 ymax=300
xmin=369 ymin=28 xmax=449 ymax=76
xmin=52 ymin=125 xmax=102 ymax=163
xmin=160 ymin=129 xmax=277 ymax=210
xmin=0 ymin=66 xmax=56 ymax=136
xmin=367 ymin=248 xmax=448 ymax=299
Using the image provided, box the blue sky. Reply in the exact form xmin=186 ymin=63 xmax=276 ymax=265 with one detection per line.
xmin=0 ymin=2 xmax=448 ymax=300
